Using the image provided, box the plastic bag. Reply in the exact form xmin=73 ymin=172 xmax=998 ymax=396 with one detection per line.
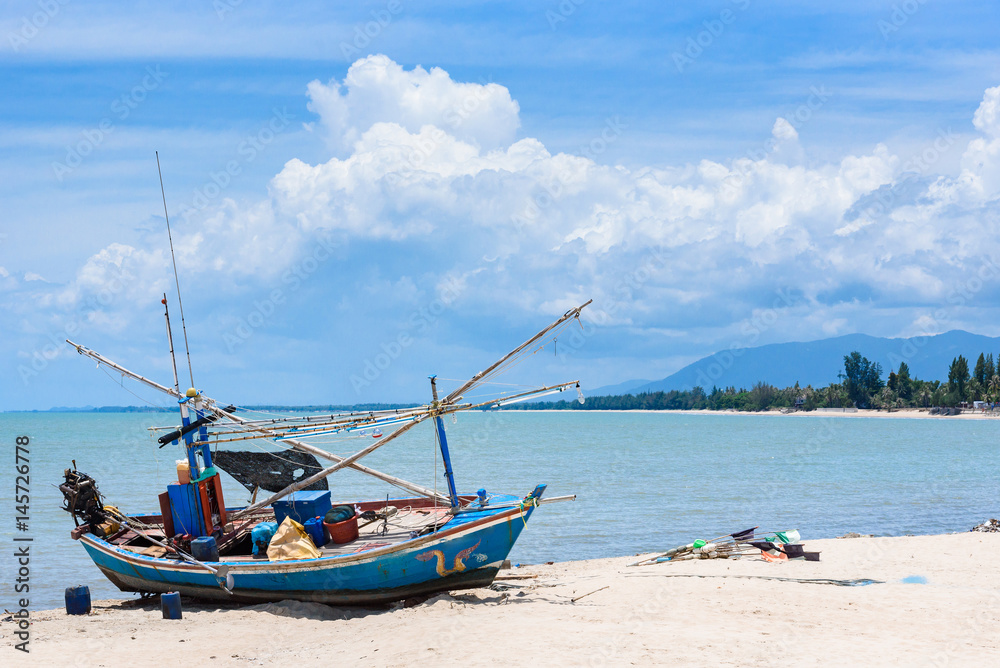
xmin=266 ymin=516 xmax=322 ymax=561
xmin=251 ymin=521 xmax=278 ymax=557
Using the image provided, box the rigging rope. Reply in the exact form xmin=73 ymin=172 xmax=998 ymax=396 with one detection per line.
xmin=98 ymin=366 xmax=170 ymax=409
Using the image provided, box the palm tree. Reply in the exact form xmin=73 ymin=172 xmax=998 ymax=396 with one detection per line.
xmin=989 ymin=375 xmax=1000 ymax=406
xmin=877 ymin=386 xmax=896 ymax=412
xmin=918 ymin=386 xmax=932 ymax=408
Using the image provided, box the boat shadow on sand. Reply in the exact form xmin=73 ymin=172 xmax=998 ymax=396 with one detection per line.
xmin=96 ymin=585 xmax=558 ymax=620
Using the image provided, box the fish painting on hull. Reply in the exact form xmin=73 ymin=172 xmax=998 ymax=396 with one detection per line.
xmin=416 ymin=539 xmax=483 ymax=577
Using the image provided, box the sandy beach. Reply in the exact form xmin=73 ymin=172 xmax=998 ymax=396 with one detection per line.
xmin=5 ymin=532 xmax=998 ymax=666
xmin=529 ymin=407 xmax=1000 ymax=420
xmin=753 ymin=407 xmax=1000 ymax=420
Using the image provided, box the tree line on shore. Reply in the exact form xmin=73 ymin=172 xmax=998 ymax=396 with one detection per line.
xmin=505 ymin=350 xmax=1000 ymax=412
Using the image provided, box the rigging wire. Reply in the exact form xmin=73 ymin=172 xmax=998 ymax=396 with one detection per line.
xmin=72 ymin=302 xmax=588 ymax=509
xmin=98 ymin=366 xmax=169 ymax=409
xmin=207 ymin=423 xmax=430 ymax=500
xmin=447 ymin=315 xmax=579 ymax=397
xmin=156 ymin=151 xmax=195 ymax=389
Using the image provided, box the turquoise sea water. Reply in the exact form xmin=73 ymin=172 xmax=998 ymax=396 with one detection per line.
xmin=1 ymin=410 xmax=998 ymax=611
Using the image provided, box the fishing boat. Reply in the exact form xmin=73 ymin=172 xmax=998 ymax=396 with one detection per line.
xmin=58 ymin=298 xmax=590 ymax=604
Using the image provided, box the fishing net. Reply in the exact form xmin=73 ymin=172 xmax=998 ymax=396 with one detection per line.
xmin=212 ymin=450 xmax=329 ymax=492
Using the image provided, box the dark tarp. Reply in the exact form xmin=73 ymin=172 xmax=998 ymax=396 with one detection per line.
xmin=212 ymin=449 xmax=329 ymax=492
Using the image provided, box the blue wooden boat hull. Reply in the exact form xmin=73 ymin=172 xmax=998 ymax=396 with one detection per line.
xmin=77 ymin=495 xmax=539 ymax=604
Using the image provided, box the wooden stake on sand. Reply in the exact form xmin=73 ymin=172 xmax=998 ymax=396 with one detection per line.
xmin=571 ymin=585 xmax=609 ymax=603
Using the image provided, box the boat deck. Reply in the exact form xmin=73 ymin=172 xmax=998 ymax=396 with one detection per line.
xmin=112 ymin=505 xmax=456 ymax=563
xmin=217 ymin=505 xmax=453 ymax=562
xmin=321 ymin=506 xmax=451 ymax=557
xmin=109 ymin=497 xmax=481 ymax=564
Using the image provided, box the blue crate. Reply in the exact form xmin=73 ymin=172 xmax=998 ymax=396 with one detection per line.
xmin=167 ymin=482 xmax=205 ymax=536
xmin=272 ymin=490 xmax=332 ymax=526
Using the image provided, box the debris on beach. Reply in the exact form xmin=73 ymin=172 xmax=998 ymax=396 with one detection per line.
xmin=970 ymin=519 xmax=1000 ymax=533
xmin=837 ymin=532 xmax=875 ymax=539
xmin=629 ymin=527 xmax=820 ymax=566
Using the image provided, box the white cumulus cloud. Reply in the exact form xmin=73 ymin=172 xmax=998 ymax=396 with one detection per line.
xmin=26 ymin=58 xmax=1000 ymax=363
xmin=973 ymin=86 xmax=1000 ymax=138
xmin=306 ymin=54 xmax=521 ymax=154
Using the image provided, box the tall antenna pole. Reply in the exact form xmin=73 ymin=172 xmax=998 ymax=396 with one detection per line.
xmin=156 ymin=151 xmax=195 ymax=389
xmin=162 ymin=293 xmax=181 ymax=395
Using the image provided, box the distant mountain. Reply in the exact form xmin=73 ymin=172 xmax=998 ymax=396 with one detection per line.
xmin=601 ymin=330 xmax=1000 ymax=395
xmin=585 ymin=378 xmax=654 ymax=396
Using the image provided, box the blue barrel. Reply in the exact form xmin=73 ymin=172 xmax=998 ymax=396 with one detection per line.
xmin=304 ymin=516 xmax=326 ymax=548
xmin=191 ymin=536 xmax=219 ymax=562
xmin=161 ymin=591 xmax=182 ymax=619
xmin=65 ymin=585 xmax=91 ymax=615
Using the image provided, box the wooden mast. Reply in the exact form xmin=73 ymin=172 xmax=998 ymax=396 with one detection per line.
xmin=161 ymin=294 xmax=198 ymax=476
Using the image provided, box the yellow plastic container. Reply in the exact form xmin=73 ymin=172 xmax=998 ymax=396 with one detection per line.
xmin=176 ymin=459 xmax=191 ymax=485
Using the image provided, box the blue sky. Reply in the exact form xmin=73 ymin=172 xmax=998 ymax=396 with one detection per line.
xmin=3 ymin=1 xmax=1000 ymax=410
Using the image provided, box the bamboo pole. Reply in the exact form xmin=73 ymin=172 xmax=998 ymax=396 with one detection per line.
xmin=231 ymin=417 xmax=429 ymax=520
xmin=67 ymin=340 xmax=182 ymax=398
xmin=64 ymin=341 xmax=450 ymax=505
xmin=443 ymin=300 xmax=591 ymax=404
xmin=213 ymin=407 xmax=450 ymax=504
xmin=571 ymin=586 xmax=608 ymax=603
xmin=69 ymin=317 xmax=585 ymax=521
xmin=202 ymin=381 xmax=575 ymax=445
xmin=219 ymin=382 xmax=578 ymax=518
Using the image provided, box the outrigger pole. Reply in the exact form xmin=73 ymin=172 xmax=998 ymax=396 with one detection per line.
xmin=230 ymin=302 xmax=592 ymax=518
xmin=211 ymin=405 xmax=452 ymax=505
xmin=70 ymin=301 xmax=593 ymax=521
xmin=231 ymin=417 xmax=431 ymax=519
xmin=63 ymin=340 xmax=451 ymax=504
xmin=66 ymin=341 xmax=181 ymax=398
xmin=444 ymin=300 xmax=592 ymax=404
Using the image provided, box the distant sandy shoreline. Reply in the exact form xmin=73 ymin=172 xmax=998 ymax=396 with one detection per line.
xmin=515 ymin=407 xmax=1000 ymax=420
xmin=7 ymin=532 xmax=998 ymax=665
